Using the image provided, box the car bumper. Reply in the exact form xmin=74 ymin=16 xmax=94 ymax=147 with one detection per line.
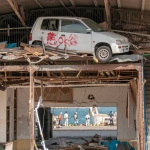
xmin=29 ymin=41 xmax=32 ymax=45
xmin=112 ymin=43 xmax=130 ymax=54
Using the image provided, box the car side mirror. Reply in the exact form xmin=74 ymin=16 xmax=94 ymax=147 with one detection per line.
xmin=86 ymin=28 xmax=92 ymax=33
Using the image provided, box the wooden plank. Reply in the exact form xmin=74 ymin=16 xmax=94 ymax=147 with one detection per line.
xmin=117 ymin=0 xmax=121 ymax=8
xmin=20 ymin=6 xmax=26 ymax=21
xmin=7 ymin=0 xmax=26 ymax=27
xmin=20 ymin=42 xmax=29 ymax=47
xmin=46 ymin=71 xmax=51 ymax=77
xmin=46 ymin=51 xmax=58 ymax=56
xmin=141 ymin=0 xmax=145 ymax=11
xmin=53 ymin=49 xmax=77 ymax=55
xmin=29 ymin=66 xmax=34 ymax=150
xmin=104 ymin=0 xmax=111 ymax=29
xmin=13 ymin=0 xmax=19 ymax=11
xmin=59 ymin=0 xmax=65 ymax=7
xmin=24 ymin=46 xmax=43 ymax=53
xmin=49 ymin=50 xmax=69 ymax=57
xmin=34 ymin=0 xmax=43 ymax=8
xmin=41 ymin=36 xmax=46 ymax=55
xmin=69 ymin=0 xmax=75 ymax=6
xmin=45 ymin=45 xmax=77 ymax=55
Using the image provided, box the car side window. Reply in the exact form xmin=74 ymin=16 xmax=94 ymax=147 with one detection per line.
xmin=41 ymin=19 xmax=59 ymax=31
xmin=61 ymin=20 xmax=87 ymax=33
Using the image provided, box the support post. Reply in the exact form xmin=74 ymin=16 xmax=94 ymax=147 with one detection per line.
xmin=41 ymin=80 xmax=43 ymax=99
xmin=138 ymin=64 xmax=145 ymax=150
xmin=141 ymin=0 xmax=145 ymax=20
xmin=104 ymin=0 xmax=111 ymax=29
xmin=29 ymin=65 xmax=35 ymax=150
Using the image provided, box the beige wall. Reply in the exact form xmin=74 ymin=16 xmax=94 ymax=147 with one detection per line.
xmin=16 ymin=86 xmax=136 ymax=140
xmin=17 ymin=88 xmax=29 ymax=139
xmin=0 ymin=85 xmax=137 ymax=143
xmin=0 ymin=90 xmax=6 ymax=142
xmin=7 ymin=88 xmax=15 ymax=141
xmin=117 ymin=101 xmax=136 ymax=139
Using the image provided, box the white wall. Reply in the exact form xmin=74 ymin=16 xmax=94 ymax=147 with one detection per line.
xmin=0 ymin=90 xmax=6 ymax=142
xmin=7 ymin=88 xmax=14 ymax=141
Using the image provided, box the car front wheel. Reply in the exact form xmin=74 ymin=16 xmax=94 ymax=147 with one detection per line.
xmin=96 ymin=46 xmax=112 ymax=63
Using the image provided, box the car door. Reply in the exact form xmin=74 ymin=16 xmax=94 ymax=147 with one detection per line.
xmin=40 ymin=18 xmax=59 ymax=48
xmin=57 ymin=19 xmax=92 ymax=53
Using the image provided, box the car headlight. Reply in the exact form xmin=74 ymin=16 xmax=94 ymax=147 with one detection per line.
xmin=116 ymin=40 xmax=121 ymax=44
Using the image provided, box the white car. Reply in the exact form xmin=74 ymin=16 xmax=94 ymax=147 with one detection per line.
xmin=29 ymin=17 xmax=129 ymax=62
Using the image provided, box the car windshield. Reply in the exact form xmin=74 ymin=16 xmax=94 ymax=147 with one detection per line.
xmin=82 ymin=19 xmax=104 ymax=32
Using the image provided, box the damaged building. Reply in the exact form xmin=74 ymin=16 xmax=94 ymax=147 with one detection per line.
xmin=0 ymin=0 xmax=149 ymax=150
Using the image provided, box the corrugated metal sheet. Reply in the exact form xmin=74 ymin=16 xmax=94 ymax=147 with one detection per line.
xmin=0 ymin=0 xmax=150 ymax=15
xmin=110 ymin=54 xmax=143 ymax=62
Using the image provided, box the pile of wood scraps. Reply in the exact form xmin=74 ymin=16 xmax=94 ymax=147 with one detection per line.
xmin=0 ymin=42 xmax=90 ymax=62
xmin=55 ymin=134 xmax=108 ymax=150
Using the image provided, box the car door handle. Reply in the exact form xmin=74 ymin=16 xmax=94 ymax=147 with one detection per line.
xmin=42 ymin=32 xmax=44 ymax=34
xmin=61 ymin=34 xmax=65 ymax=36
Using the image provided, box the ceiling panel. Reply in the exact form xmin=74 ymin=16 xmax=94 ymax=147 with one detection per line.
xmin=0 ymin=0 xmax=149 ymax=15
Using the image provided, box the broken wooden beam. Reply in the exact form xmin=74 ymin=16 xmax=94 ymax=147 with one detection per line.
xmin=20 ymin=42 xmax=29 ymax=47
xmin=24 ymin=46 xmax=43 ymax=55
xmin=45 ymin=45 xmax=77 ymax=55
xmin=7 ymin=0 xmax=27 ymax=27
xmin=45 ymin=51 xmax=58 ymax=56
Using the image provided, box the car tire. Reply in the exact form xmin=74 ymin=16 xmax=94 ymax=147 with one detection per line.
xmin=96 ymin=46 xmax=112 ymax=63
xmin=32 ymin=41 xmax=42 ymax=46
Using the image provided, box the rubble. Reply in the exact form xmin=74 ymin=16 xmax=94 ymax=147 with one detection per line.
xmin=0 ymin=42 xmax=146 ymax=63
xmin=37 ymin=134 xmax=108 ymax=150
xmin=0 ymin=42 xmax=88 ymax=62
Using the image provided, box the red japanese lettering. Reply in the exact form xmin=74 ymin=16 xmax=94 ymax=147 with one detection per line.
xmin=47 ymin=32 xmax=57 ymax=45
xmin=58 ymin=34 xmax=78 ymax=46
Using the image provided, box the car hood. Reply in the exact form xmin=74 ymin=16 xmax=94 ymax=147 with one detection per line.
xmin=98 ymin=31 xmax=127 ymax=40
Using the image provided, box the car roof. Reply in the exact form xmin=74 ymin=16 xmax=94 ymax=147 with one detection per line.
xmin=37 ymin=16 xmax=88 ymax=20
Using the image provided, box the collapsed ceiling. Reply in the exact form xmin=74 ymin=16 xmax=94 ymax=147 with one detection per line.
xmin=0 ymin=63 xmax=139 ymax=90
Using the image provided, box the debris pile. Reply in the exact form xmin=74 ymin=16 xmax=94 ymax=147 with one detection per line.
xmin=41 ymin=134 xmax=108 ymax=150
xmin=0 ymin=42 xmax=147 ymax=63
xmin=0 ymin=42 xmax=91 ymax=62
xmin=37 ymin=134 xmax=136 ymax=150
